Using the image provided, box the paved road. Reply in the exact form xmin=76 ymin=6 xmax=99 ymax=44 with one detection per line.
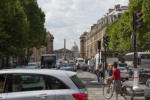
xmin=77 ymin=70 xmax=145 ymax=100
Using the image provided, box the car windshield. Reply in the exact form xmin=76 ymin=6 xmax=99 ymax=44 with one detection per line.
xmin=62 ymin=64 xmax=67 ymax=67
xmin=79 ymin=60 xmax=84 ymax=62
xmin=119 ymin=63 xmax=127 ymax=67
xmin=68 ymin=63 xmax=75 ymax=66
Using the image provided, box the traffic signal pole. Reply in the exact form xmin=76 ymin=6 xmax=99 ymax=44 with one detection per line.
xmin=103 ymin=36 xmax=108 ymax=80
xmin=133 ymin=13 xmax=139 ymax=90
xmin=104 ymin=47 xmax=107 ymax=79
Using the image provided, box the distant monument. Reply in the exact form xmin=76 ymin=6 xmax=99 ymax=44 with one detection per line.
xmin=71 ymin=41 xmax=79 ymax=58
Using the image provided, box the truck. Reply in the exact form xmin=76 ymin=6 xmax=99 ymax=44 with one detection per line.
xmin=41 ymin=54 xmax=56 ymax=69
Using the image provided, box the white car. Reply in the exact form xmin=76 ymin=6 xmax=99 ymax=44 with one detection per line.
xmin=26 ymin=62 xmax=39 ymax=69
xmin=0 ymin=69 xmax=87 ymax=100
xmin=118 ymin=67 xmax=130 ymax=80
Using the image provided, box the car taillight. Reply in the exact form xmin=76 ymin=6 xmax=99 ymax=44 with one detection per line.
xmin=125 ymin=72 xmax=129 ymax=74
xmin=72 ymin=94 xmax=88 ymax=100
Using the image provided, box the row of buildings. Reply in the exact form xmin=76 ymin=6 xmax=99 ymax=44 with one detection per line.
xmin=80 ymin=4 xmax=128 ymax=59
xmin=31 ymin=34 xmax=80 ymax=62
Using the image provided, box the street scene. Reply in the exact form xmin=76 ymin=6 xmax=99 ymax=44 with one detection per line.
xmin=0 ymin=0 xmax=150 ymax=100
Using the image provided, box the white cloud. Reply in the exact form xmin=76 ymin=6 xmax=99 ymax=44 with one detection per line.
xmin=37 ymin=0 xmax=129 ymax=50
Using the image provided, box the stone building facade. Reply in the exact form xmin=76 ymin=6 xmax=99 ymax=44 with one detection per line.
xmin=54 ymin=48 xmax=74 ymax=59
xmin=80 ymin=5 xmax=128 ymax=59
xmin=31 ymin=32 xmax=54 ymax=62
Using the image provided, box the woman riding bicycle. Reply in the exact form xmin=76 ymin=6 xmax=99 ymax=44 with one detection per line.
xmin=106 ymin=62 xmax=121 ymax=100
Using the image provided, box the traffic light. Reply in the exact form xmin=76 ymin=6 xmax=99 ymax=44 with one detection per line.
xmin=103 ymin=36 xmax=109 ymax=47
xmin=133 ymin=13 xmax=143 ymax=29
xmin=97 ymin=40 xmax=101 ymax=50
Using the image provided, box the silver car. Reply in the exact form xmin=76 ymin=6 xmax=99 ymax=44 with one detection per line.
xmin=118 ymin=67 xmax=130 ymax=80
xmin=145 ymin=79 xmax=150 ymax=100
xmin=0 ymin=69 xmax=87 ymax=100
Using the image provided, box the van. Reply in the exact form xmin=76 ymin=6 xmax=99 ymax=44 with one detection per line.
xmin=76 ymin=58 xmax=85 ymax=69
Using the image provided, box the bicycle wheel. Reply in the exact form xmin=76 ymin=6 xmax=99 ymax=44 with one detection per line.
xmin=103 ymin=82 xmax=114 ymax=99
xmin=121 ymin=85 xmax=134 ymax=98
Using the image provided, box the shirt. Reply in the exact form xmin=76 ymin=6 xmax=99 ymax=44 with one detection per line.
xmin=113 ymin=68 xmax=121 ymax=80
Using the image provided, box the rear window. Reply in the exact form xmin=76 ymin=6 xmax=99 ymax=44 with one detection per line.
xmin=78 ymin=60 xmax=84 ymax=62
xmin=119 ymin=63 xmax=127 ymax=67
xmin=118 ymin=67 xmax=127 ymax=70
xmin=71 ymin=75 xmax=85 ymax=89
xmin=141 ymin=54 xmax=150 ymax=59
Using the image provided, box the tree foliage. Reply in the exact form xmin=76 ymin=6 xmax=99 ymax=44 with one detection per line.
xmin=105 ymin=0 xmax=150 ymax=55
xmin=0 ymin=0 xmax=46 ymax=66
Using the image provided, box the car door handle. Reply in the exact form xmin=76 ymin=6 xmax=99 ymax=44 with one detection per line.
xmin=36 ymin=94 xmax=48 ymax=99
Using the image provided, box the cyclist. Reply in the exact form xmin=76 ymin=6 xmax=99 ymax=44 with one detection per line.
xmin=107 ymin=62 xmax=121 ymax=100
xmin=108 ymin=64 xmax=113 ymax=76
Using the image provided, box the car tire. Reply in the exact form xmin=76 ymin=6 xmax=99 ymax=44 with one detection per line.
xmin=145 ymin=97 xmax=150 ymax=100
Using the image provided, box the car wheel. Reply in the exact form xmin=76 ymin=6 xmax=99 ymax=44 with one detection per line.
xmin=145 ymin=97 xmax=150 ymax=100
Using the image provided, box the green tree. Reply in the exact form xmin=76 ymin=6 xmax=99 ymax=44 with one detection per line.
xmin=19 ymin=0 xmax=47 ymax=62
xmin=0 ymin=0 xmax=29 ymax=67
xmin=105 ymin=0 xmax=150 ymax=55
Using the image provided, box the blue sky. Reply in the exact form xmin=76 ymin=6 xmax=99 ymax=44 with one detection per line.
xmin=37 ymin=0 xmax=129 ymax=50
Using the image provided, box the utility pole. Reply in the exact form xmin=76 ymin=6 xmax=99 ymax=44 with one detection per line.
xmin=97 ymin=40 xmax=101 ymax=64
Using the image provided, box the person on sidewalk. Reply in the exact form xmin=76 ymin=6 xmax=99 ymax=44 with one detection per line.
xmin=96 ymin=64 xmax=102 ymax=82
xmin=108 ymin=64 xmax=113 ymax=76
xmin=107 ymin=62 xmax=121 ymax=100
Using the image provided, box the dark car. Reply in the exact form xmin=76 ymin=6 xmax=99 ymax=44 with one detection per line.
xmin=139 ymin=68 xmax=150 ymax=83
xmin=127 ymin=66 xmax=134 ymax=78
xmin=144 ymin=79 xmax=150 ymax=100
xmin=81 ymin=64 xmax=89 ymax=71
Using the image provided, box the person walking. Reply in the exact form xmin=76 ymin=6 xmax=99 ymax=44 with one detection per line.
xmin=107 ymin=62 xmax=121 ymax=100
xmin=96 ymin=64 xmax=102 ymax=82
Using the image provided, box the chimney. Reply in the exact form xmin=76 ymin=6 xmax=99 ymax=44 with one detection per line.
xmin=115 ymin=4 xmax=120 ymax=10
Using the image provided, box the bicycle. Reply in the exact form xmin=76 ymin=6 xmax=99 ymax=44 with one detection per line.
xmin=103 ymin=79 xmax=134 ymax=99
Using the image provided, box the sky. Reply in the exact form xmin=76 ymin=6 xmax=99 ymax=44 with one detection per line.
xmin=37 ymin=0 xmax=129 ymax=50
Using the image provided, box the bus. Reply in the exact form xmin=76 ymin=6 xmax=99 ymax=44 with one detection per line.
xmin=41 ymin=54 xmax=56 ymax=68
xmin=124 ymin=52 xmax=150 ymax=68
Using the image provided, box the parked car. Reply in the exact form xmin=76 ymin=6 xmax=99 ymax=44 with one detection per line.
xmin=0 ymin=69 xmax=87 ymax=100
xmin=60 ymin=63 xmax=76 ymax=71
xmin=26 ymin=62 xmax=39 ymax=69
xmin=144 ymin=79 xmax=150 ymax=100
xmin=76 ymin=58 xmax=85 ymax=69
xmin=118 ymin=67 xmax=130 ymax=80
xmin=127 ymin=66 xmax=134 ymax=78
xmin=81 ymin=64 xmax=89 ymax=71
xmin=118 ymin=63 xmax=127 ymax=68
xmin=15 ymin=65 xmax=25 ymax=69
xmin=139 ymin=68 xmax=150 ymax=83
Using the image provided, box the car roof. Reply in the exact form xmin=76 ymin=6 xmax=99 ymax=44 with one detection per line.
xmin=0 ymin=69 xmax=76 ymax=77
